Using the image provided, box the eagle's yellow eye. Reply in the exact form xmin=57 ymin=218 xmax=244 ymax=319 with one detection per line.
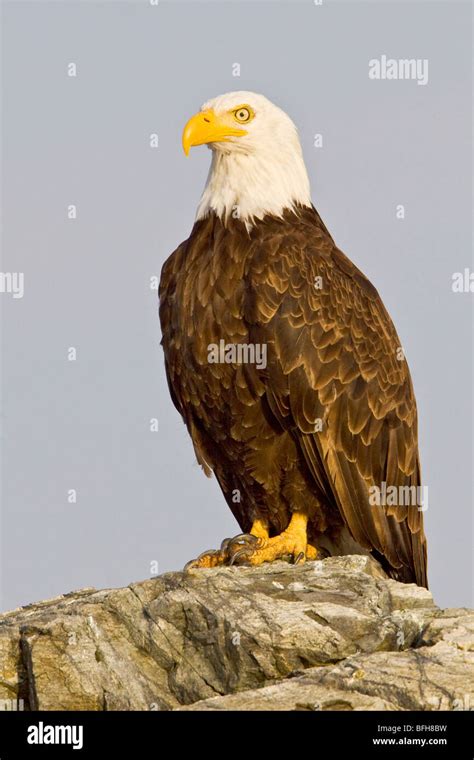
xmin=233 ymin=106 xmax=253 ymax=123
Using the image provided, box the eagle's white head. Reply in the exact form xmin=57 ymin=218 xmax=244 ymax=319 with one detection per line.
xmin=182 ymin=91 xmax=312 ymax=228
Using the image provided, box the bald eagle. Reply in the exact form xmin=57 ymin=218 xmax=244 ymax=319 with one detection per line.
xmin=159 ymin=91 xmax=428 ymax=587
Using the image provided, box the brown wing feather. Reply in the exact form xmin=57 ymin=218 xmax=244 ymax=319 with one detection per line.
xmin=247 ymin=207 xmax=427 ymax=586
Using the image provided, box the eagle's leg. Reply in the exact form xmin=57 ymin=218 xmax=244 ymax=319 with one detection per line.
xmin=248 ymin=517 xmax=269 ymax=541
xmin=231 ymin=512 xmax=319 ymax=566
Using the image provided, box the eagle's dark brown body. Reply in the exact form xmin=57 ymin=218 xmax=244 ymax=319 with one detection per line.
xmin=159 ymin=206 xmax=427 ymax=586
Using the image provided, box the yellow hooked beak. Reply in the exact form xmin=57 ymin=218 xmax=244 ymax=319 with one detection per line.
xmin=182 ymin=109 xmax=247 ymax=155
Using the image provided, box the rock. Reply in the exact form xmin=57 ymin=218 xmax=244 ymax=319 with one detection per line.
xmin=0 ymin=556 xmax=471 ymax=711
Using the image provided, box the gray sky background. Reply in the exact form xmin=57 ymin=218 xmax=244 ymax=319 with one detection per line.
xmin=1 ymin=0 xmax=472 ymax=612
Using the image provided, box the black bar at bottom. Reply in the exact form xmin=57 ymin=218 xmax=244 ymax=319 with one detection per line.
xmin=0 ymin=710 xmax=472 ymax=757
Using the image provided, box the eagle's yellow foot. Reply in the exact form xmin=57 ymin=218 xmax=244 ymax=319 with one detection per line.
xmin=183 ymin=534 xmax=261 ymax=571
xmin=184 ymin=513 xmax=318 ymax=571
xmin=183 ymin=518 xmax=269 ymax=571
xmin=232 ymin=512 xmax=319 ymax=566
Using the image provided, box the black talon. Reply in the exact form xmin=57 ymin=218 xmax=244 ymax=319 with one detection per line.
xmin=229 ymin=533 xmax=259 ymax=548
xmin=230 ymin=548 xmax=252 ymax=566
xmin=294 ymin=551 xmax=305 ymax=565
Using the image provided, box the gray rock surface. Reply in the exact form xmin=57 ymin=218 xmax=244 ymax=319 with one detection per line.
xmin=0 ymin=556 xmax=472 ymax=711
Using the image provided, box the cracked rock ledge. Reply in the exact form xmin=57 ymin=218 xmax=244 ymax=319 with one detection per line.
xmin=0 ymin=555 xmax=472 ymax=711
